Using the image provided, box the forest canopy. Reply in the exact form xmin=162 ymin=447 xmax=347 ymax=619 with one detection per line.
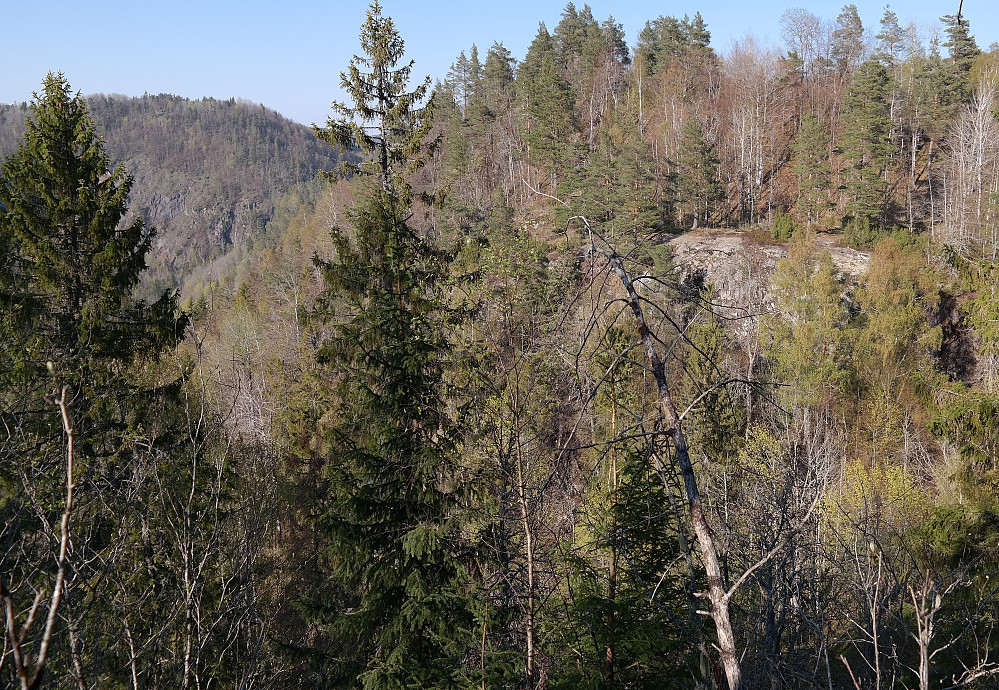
xmin=2 ymin=2 xmax=999 ymax=689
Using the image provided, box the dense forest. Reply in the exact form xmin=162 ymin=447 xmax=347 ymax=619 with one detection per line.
xmin=2 ymin=1 xmax=999 ymax=689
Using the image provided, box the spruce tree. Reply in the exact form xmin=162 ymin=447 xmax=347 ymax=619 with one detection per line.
xmin=518 ymin=25 xmax=578 ymax=187
xmin=941 ymin=11 xmax=981 ymax=106
xmin=0 ymin=72 xmax=181 ymax=472
xmin=793 ymin=113 xmax=832 ymax=228
xmin=0 ymin=73 xmax=183 ymax=685
xmin=314 ymin=0 xmax=431 ymax=199
xmin=0 ymin=74 xmax=179 ymax=393
xmin=311 ymin=4 xmax=477 ymax=687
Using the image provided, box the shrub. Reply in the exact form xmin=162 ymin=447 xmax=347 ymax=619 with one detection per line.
xmin=772 ymin=211 xmax=795 ymax=241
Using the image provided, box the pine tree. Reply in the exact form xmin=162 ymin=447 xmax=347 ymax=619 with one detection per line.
xmin=553 ymin=2 xmax=597 ymax=72
xmin=447 ymin=50 xmax=473 ymax=113
xmin=483 ymin=42 xmax=516 ymax=115
xmin=874 ymin=6 xmax=906 ymax=69
xmin=831 ymin=4 xmax=865 ymax=73
xmin=942 ymin=11 xmax=980 ymax=75
xmin=636 ymin=13 xmax=712 ymax=75
xmin=518 ymin=25 xmax=579 ymax=187
xmin=673 ymin=117 xmax=723 ymax=229
xmin=840 ymin=60 xmax=897 ymax=232
xmin=558 ymin=101 xmax=662 ymax=241
xmin=311 ymin=4 xmax=478 ymax=687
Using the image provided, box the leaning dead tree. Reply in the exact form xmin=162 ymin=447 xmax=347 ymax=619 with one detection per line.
xmin=582 ymin=225 xmax=745 ymax=690
xmin=526 ymin=176 xmax=819 ymax=688
xmin=575 ymin=219 xmax=821 ymax=690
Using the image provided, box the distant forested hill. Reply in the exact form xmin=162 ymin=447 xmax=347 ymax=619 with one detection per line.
xmin=0 ymin=93 xmax=345 ymax=290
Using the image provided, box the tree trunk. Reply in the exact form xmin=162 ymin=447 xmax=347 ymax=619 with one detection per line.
xmin=600 ymin=241 xmax=742 ymax=690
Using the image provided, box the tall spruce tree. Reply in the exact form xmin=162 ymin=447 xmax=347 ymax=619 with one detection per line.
xmin=314 ymin=0 xmax=431 ymax=199
xmin=793 ymin=113 xmax=832 ymax=228
xmin=0 ymin=73 xmax=183 ymax=686
xmin=311 ymin=4 xmax=478 ymax=687
xmin=518 ymin=25 xmax=579 ymax=187
xmin=940 ymin=11 xmax=981 ymax=108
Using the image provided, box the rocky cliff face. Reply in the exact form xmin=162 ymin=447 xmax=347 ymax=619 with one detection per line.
xmin=667 ymin=228 xmax=870 ymax=308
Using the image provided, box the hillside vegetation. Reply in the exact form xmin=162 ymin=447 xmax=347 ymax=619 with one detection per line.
xmin=2 ymin=3 xmax=999 ymax=690
xmin=0 ymin=93 xmax=344 ymax=292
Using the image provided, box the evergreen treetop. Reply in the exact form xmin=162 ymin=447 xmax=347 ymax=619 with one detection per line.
xmin=839 ymin=60 xmax=895 ymax=225
xmin=314 ymin=0 xmax=432 ymax=199
xmin=831 ymin=4 xmax=866 ymax=72
xmin=874 ymin=6 xmax=906 ymax=68
xmin=0 ymin=72 xmax=180 ymax=396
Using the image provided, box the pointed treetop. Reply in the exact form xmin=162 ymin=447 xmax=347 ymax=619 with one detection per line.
xmin=314 ymin=1 xmax=431 ymax=199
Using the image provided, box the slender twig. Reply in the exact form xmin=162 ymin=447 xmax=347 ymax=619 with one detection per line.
xmin=1 ymin=384 xmax=77 ymax=690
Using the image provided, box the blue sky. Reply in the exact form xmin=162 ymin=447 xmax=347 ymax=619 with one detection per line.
xmin=2 ymin=1 xmax=996 ymax=126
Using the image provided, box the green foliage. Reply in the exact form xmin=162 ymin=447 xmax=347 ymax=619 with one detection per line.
xmin=636 ymin=12 xmax=713 ymax=75
xmin=482 ymin=41 xmax=516 ymax=115
xmin=831 ymin=4 xmax=865 ymax=72
xmin=309 ymin=6 xmax=480 ymax=687
xmin=917 ymin=505 xmax=999 ymax=563
xmin=840 ymin=60 xmax=897 ymax=226
xmin=314 ymin=171 xmax=478 ymax=690
xmin=792 ymin=113 xmax=832 ymax=228
xmin=519 ymin=30 xmax=580 ymax=183
xmin=928 ymin=391 xmax=999 ymax=503
xmin=772 ymin=211 xmax=796 ymax=241
xmin=942 ymin=12 xmax=981 ymax=78
xmin=874 ymin=7 xmax=906 ymax=68
xmin=842 ymin=213 xmax=886 ymax=247
xmin=673 ymin=117 xmax=722 ymax=229
xmin=966 ymin=260 xmax=999 ymax=391
xmin=767 ymin=229 xmax=853 ymax=407
xmin=314 ymin=0 xmax=432 ymax=200
xmin=682 ymin=287 xmax=743 ymax=462
xmin=6 ymin=7 xmax=999 ymax=688
xmin=854 ymin=237 xmax=938 ymax=386
xmin=557 ymin=101 xmax=663 ymax=241
xmin=0 ymin=73 xmax=232 ymax=687
xmin=551 ymin=443 xmax=697 ymax=689
xmin=0 ymin=75 xmax=182 ymax=386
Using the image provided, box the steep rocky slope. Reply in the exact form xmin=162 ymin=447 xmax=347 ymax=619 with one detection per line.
xmin=667 ymin=228 xmax=870 ymax=307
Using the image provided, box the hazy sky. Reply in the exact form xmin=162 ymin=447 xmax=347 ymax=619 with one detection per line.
xmin=3 ymin=0 xmax=996 ymax=125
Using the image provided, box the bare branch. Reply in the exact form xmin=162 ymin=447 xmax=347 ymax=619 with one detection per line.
xmin=1 ymin=384 xmax=77 ymax=690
